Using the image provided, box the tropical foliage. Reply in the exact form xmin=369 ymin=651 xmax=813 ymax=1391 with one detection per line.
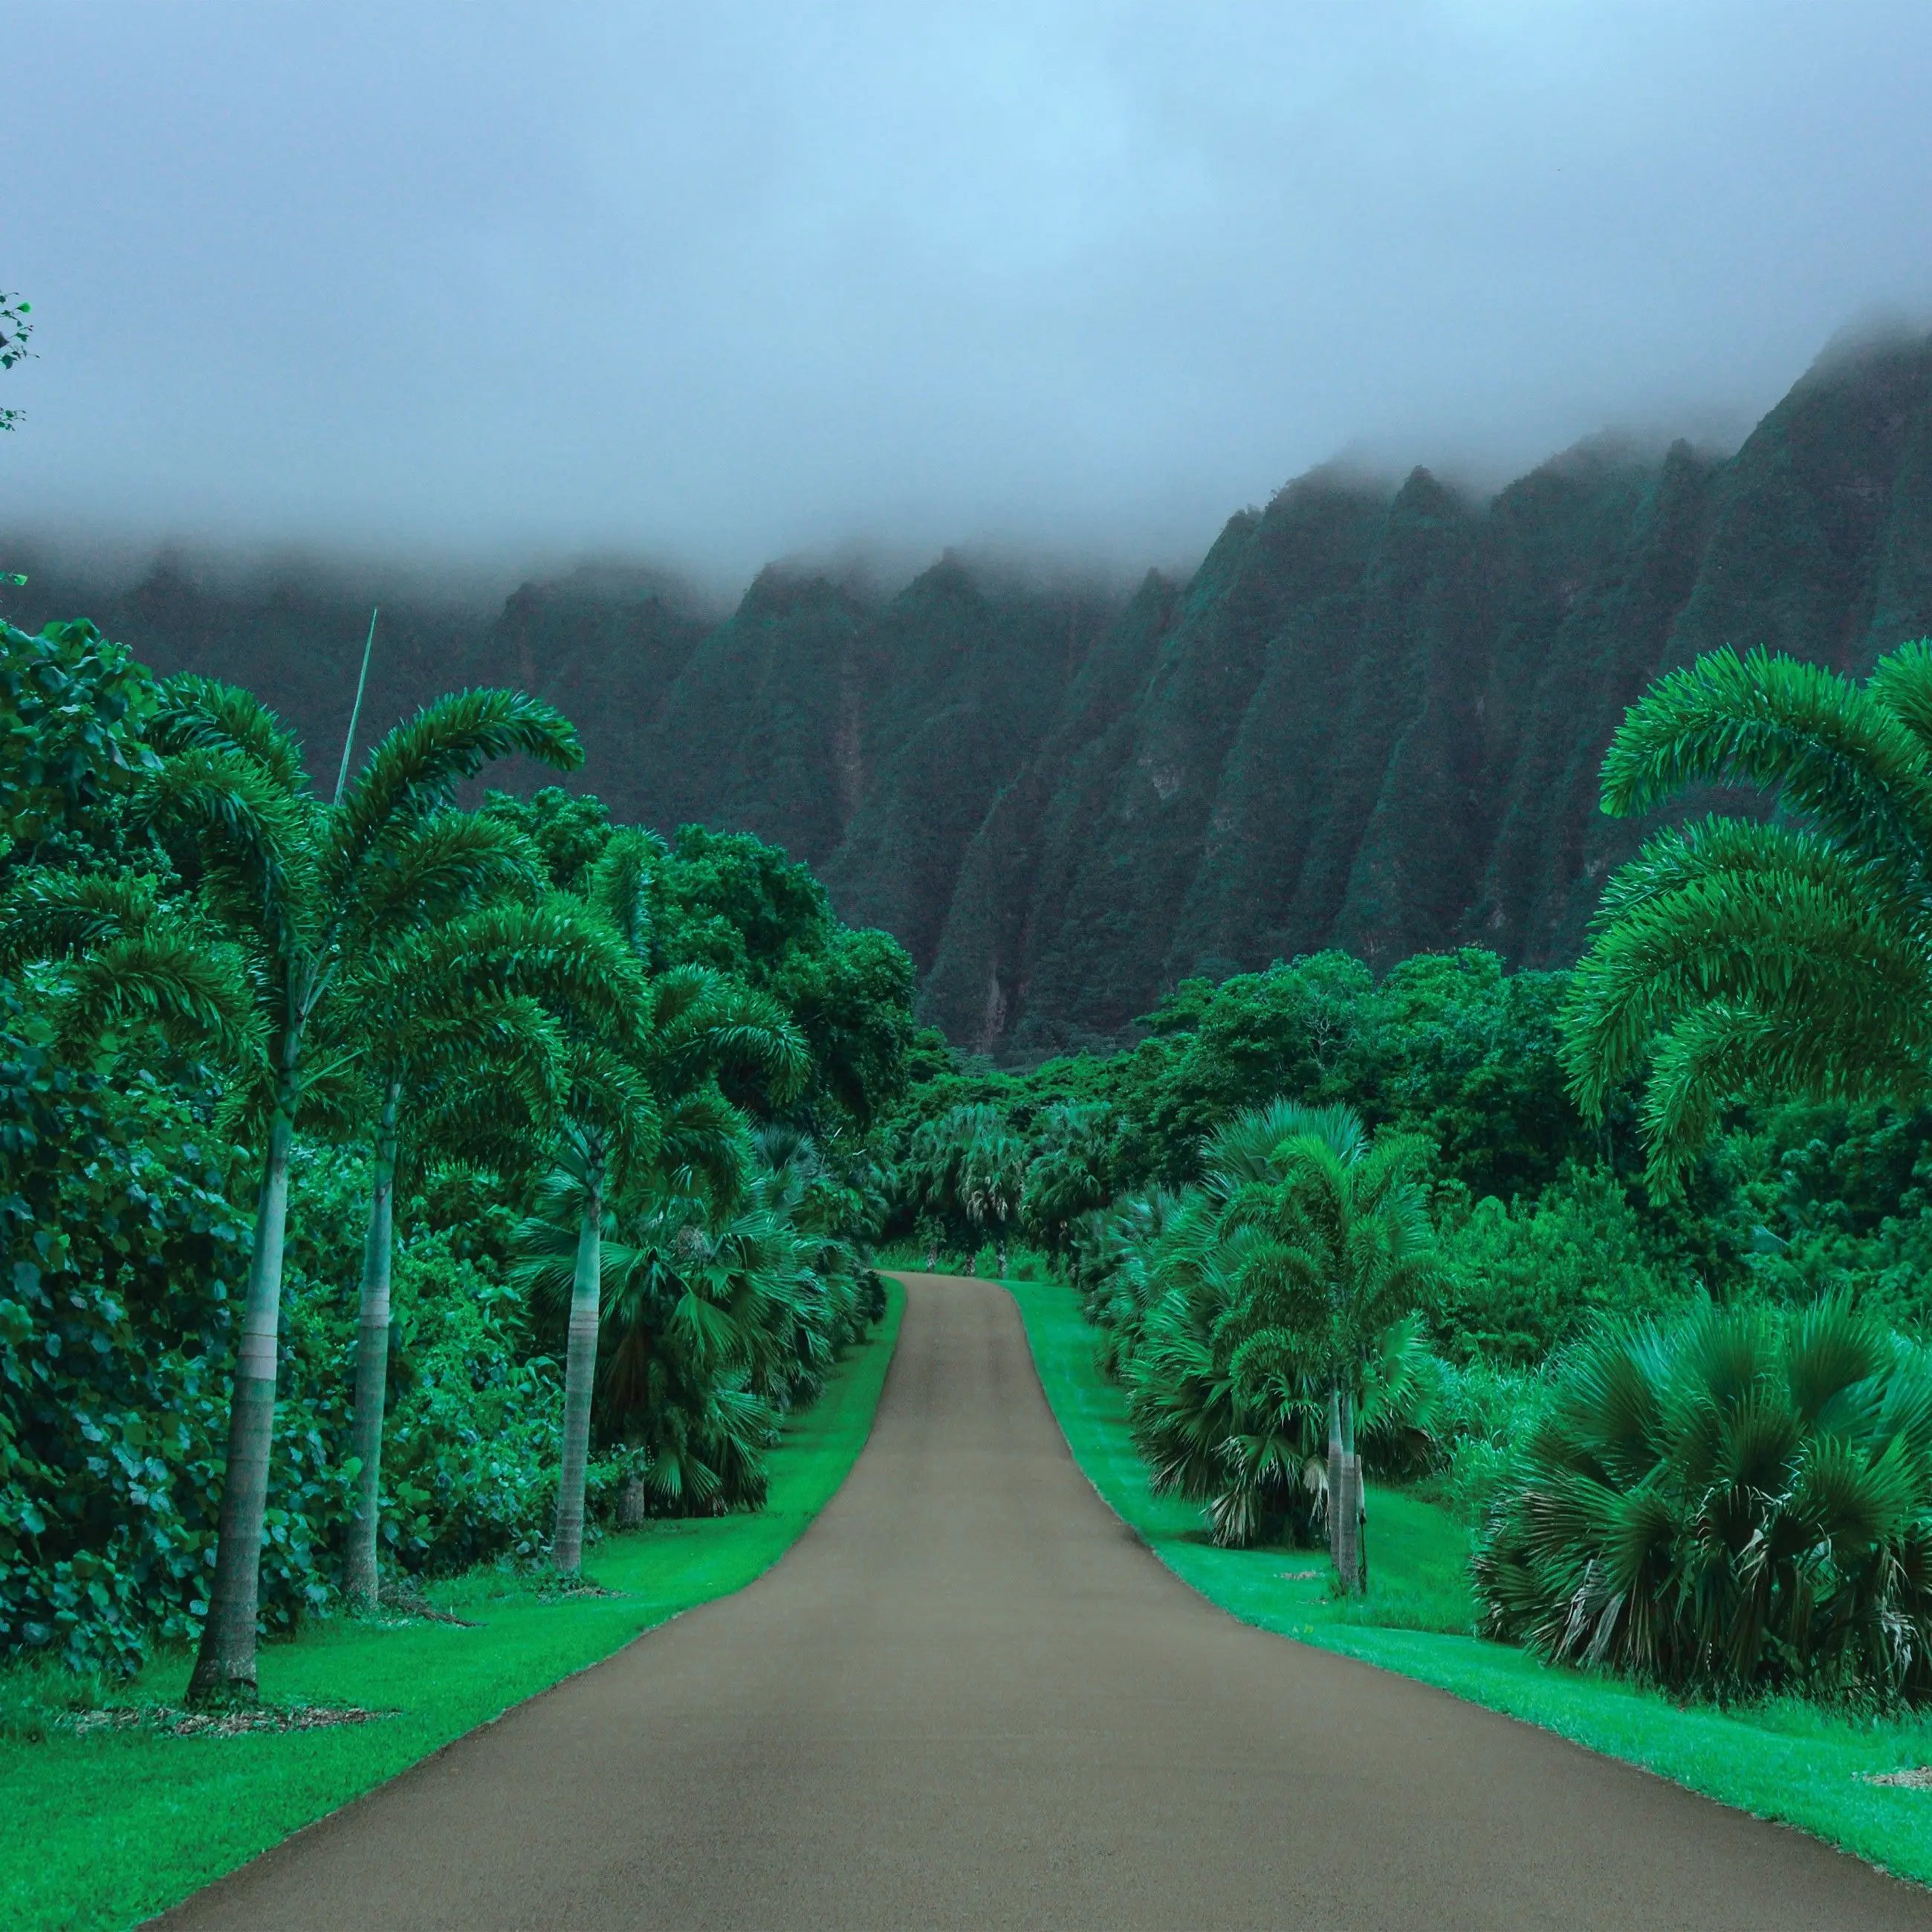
xmin=1475 ymin=1298 xmax=1932 ymax=1702
xmin=18 ymin=597 xmax=1932 ymax=1721
xmin=0 ymin=616 xmax=914 ymax=1689
xmin=1563 ymin=640 xmax=1932 ymax=1184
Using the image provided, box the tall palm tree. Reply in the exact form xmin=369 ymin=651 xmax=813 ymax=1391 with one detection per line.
xmin=528 ymin=833 xmax=808 ymax=1574
xmin=1562 ymin=639 xmax=1932 ymax=1182
xmin=5 ymin=675 xmax=582 ymax=1699
xmin=332 ymin=890 xmax=644 ymax=1606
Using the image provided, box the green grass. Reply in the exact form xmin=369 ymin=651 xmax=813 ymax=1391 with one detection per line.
xmin=1003 ymin=1275 xmax=1932 ymax=1888
xmin=0 ymin=1280 xmax=902 ymax=1932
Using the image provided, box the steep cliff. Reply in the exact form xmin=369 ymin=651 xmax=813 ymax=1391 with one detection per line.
xmin=13 ymin=329 xmax=1932 ymax=1054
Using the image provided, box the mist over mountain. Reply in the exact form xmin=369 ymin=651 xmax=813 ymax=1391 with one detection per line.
xmin=11 ymin=328 xmax=1932 ymax=1057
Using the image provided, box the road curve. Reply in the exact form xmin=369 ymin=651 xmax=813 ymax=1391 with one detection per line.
xmin=161 ymin=1274 xmax=1931 ymax=1930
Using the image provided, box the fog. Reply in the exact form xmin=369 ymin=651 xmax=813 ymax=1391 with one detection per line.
xmin=6 ymin=2 xmax=1932 ymax=592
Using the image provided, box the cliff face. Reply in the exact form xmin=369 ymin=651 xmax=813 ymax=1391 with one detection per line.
xmin=14 ymin=331 xmax=1932 ymax=1054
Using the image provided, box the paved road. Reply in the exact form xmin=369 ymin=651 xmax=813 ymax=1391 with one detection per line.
xmin=163 ymin=1274 xmax=1931 ymax=1930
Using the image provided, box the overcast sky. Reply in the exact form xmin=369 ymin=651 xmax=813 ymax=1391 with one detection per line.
xmin=7 ymin=2 xmax=1932 ymax=591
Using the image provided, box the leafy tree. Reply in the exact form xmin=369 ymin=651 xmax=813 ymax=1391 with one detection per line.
xmin=1562 ymin=641 xmax=1932 ymax=1184
xmin=480 ymin=785 xmax=613 ymax=894
xmin=1 ymin=620 xmax=161 ymax=869
xmin=1429 ymin=1167 xmax=1680 ymax=1365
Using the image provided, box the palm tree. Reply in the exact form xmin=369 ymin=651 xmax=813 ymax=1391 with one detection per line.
xmin=1474 ymin=1297 xmax=1932 ymax=1700
xmin=525 ymin=833 xmax=808 ymax=1574
xmin=1019 ymin=1101 xmax=1115 ymax=1259
xmin=960 ymin=1120 xmax=1026 ymax=1275
xmin=5 ymin=675 xmax=583 ymax=1699
xmin=1562 ymin=639 xmax=1932 ymax=1183
xmin=1204 ymin=1103 xmax=1438 ymax=1591
xmin=904 ymin=1103 xmax=1025 ymax=1272
xmin=333 ymin=891 xmax=644 ymax=1606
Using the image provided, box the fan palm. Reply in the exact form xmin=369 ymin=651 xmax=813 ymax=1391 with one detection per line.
xmin=1019 ymin=1102 xmax=1115 ymax=1259
xmin=1562 ymin=639 xmax=1932 ymax=1184
xmin=1474 ymin=1297 xmax=1932 ymax=1702
xmin=4 ymin=675 xmax=582 ymax=1699
xmin=904 ymin=1103 xmax=1025 ymax=1271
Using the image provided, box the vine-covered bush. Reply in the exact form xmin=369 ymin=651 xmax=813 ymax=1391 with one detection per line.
xmin=0 ymin=986 xmax=318 ymax=1670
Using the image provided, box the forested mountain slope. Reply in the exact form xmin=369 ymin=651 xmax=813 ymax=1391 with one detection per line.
xmin=12 ymin=329 xmax=1932 ymax=1054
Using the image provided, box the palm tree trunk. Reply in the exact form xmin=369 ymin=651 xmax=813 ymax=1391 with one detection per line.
xmin=996 ymin=1235 xmax=1008 ymax=1276
xmin=188 ymin=1077 xmax=297 ymax=1705
xmin=1326 ymin=1386 xmax=1343 ymax=1575
xmin=1335 ymin=1385 xmax=1362 ymax=1595
xmin=551 ymin=1151 xmax=604 ymax=1573
xmin=346 ymin=1076 xmax=402 ymax=1609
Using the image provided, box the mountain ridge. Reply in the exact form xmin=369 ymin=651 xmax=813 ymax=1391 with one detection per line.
xmin=11 ymin=329 xmax=1932 ymax=1056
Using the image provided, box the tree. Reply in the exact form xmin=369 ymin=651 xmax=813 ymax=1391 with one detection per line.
xmin=1020 ymin=1101 xmax=1116 ymax=1258
xmin=1206 ymin=1103 xmax=1439 ymax=1592
xmin=959 ymin=1119 xmax=1026 ymax=1275
xmin=7 ymin=675 xmax=583 ymax=1699
xmin=332 ymin=889 xmax=643 ymax=1606
xmin=1562 ymin=641 xmax=1932 ymax=1184
xmin=901 ymin=1102 xmax=1025 ymax=1270
xmin=1 ymin=620 xmax=161 ymax=872
xmin=522 ymin=832 xmax=808 ymax=1574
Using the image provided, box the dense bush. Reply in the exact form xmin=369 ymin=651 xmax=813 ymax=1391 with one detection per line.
xmin=1429 ymin=1167 xmax=1681 ymax=1366
xmin=1474 ymin=1299 xmax=1932 ymax=1703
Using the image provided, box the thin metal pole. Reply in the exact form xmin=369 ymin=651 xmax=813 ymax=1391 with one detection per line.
xmin=332 ymin=607 xmax=379 ymax=805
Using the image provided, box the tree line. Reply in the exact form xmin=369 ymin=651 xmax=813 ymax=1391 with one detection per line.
xmin=1 ymin=617 xmax=914 ymax=1701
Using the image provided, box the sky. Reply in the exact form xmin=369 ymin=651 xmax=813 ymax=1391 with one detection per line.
xmin=7 ymin=1 xmax=1932 ymax=592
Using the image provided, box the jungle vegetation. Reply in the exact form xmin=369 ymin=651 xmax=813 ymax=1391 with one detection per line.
xmin=15 ymin=581 xmax=1932 ymax=1728
xmin=1 ymin=616 xmax=913 ymax=1698
xmin=886 ymin=636 xmax=1932 ymax=1701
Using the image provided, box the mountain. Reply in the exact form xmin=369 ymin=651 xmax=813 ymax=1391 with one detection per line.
xmin=11 ymin=328 xmax=1932 ymax=1057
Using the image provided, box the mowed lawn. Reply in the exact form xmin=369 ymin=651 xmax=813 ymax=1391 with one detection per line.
xmin=1002 ymin=1274 xmax=1932 ymax=1890
xmin=1 ymin=1281 xmax=902 ymax=1932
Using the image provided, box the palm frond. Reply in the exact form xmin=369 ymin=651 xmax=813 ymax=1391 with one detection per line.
xmin=587 ymin=827 xmax=667 ymax=960
xmin=1599 ymin=645 xmax=1932 ymax=889
xmin=328 ymin=689 xmax=580 ymax=899
xmin=149 ymin=675 xmax=308 ymax=797
xmin=52 ymin=930 xmax=265 ymax=1069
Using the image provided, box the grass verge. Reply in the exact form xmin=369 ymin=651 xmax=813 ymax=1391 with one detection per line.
xmin=1002 ymin=1274 xmax=1932 ymax=1888
xmin=1 ymin=1278 xmax=903 ymax=1932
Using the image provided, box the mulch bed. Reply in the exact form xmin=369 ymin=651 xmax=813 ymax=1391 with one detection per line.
xmin=63 ymin=1704 xmax=400 ymax=1739
xmin=1866 ymin=1767 xmax=1932 ymax=1790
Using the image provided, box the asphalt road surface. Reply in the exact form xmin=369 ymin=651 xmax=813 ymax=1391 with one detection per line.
xmin=160 ymin=1272 xmax=1932 ymax=1930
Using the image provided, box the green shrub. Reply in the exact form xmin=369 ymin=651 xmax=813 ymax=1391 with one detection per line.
xmin=1474 ymin=1298 xmax=1932 ymax=1703
xmin=1430 ymin=1166 xmax=1682 ymax=1365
